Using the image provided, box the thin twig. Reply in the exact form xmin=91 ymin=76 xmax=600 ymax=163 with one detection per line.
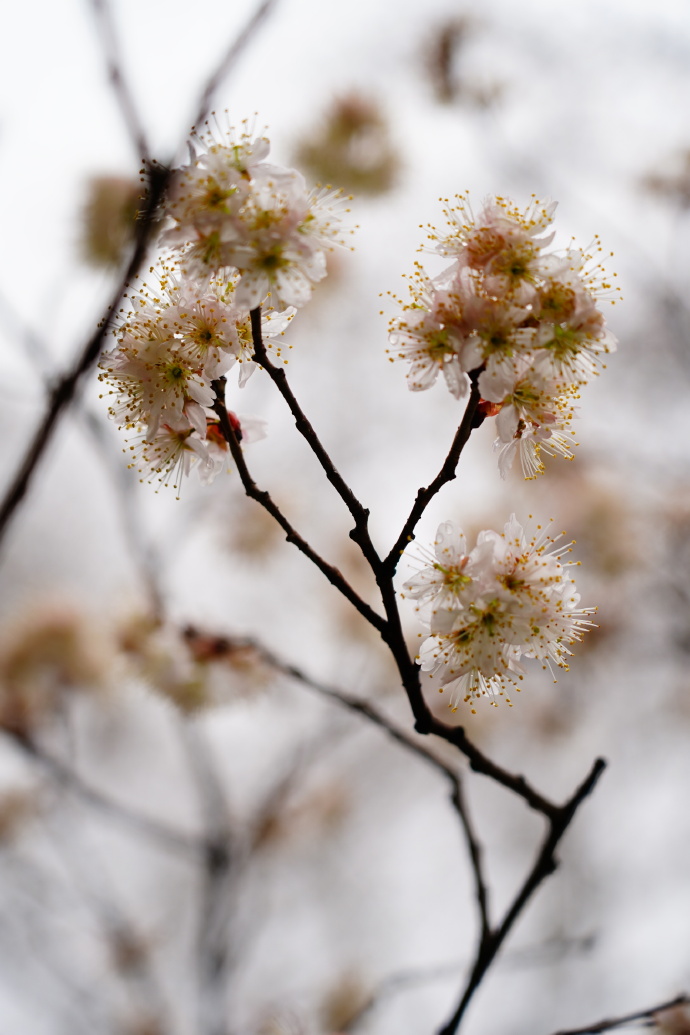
xmin=551 ymin=994 xmax=690 ymax=1035
xmin=184 ymin=629 xmax=492 ymax=939
xmin=187 ymin=0 xmax=278 ymax=134
xmin=0 ymin=0 xmax=277 ymax=551
xmin=249 ymin=308 xmax=379 ymax=568
xmin=210 ymin=379 xmax=387 ymax=633
xmin=181 ymin=723 xmax=237 ymax=1035
xmin=437 ymin=757 xmax=606 ymax=1035
xmin=384 ymin=374 xmax=482 ymax=572
xmin=88 ymin=0 xmax=151 ymax=164
xmin=9 ymin=732 xmax=200 ymax=859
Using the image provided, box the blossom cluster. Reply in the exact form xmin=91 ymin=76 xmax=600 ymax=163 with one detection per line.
xmin=98 ymin=119 xmax=351 ymax=490
xmin=403 ymin=515 xmax=595 ymax=711
xmin=388 ymin=194 xmax=618 ymax=479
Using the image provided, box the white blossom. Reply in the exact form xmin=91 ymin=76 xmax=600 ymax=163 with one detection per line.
xmin=406 ymin=516 xmax=595 ymax=711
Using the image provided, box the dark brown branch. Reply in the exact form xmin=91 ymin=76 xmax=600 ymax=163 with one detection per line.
xmin=438 ymin=756 xmax=607 ymax=1035
xmin=0 ymin=168 xmax=167 ymax=551
xmin=210 ymin=380 xmax=386 ymax=633
xmin=184 ymin=628 xmax=493 ymax=941
xmin=0 ymin=289 xmax=164 ymax=616
xmin=249 ymin=308 xmax=379 ymax=568
xmin=192 ymin=628 xmax=604 ymax=1032
xmin=551 ymin=994 xmax=690 ymax=1035
xmin=368 ymin=618 xmax=564 ymax=816
xmin=88 ymin=0 xmax=151 ymax=164
xmin=384 ymin=374 xmax=482 ymax=572
xmin=423 ymin=713 xmax=560 ymax=816
xmin=0 ymin=0 xmax=277 ymax=552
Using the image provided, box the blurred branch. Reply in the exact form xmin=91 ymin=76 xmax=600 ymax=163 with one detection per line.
xmin=0 ymin=0 xmax=277 ymax=553
xmin=187 ymin=0 xmax=277 ymax=134
xmin=0 ymin=289 xmax=164 ymax=617
xmin=88 ymin=0 xmax=151 ymax=165
xmin=9 ymin=731 xmax=201 ymax=858
xmin=551 ymin=994 xmax=690 ymax=1035
xmin=344 ymin=961 xmax=465 ymax=1033
xmin=181 ymin=722 xmax=238 ymax=1035
xmin=0 ymin=852 xmax=111 ymax=1034
xmin=40 ymin=802 xmax=171 ymax=1030
xmin=181 ymin=626 xmax=605 ymax=1033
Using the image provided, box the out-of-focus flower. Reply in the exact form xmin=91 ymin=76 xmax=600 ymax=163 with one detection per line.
xmin=80 ymin=175 xmax=145 ymax=269
xmin=424 ymin=16 xmax=504 ymax=108
xmin=0 ymin=608 xmax=111 ymax=735
xmin=405 ymin=515 xmax=595 ymax=711
xmin=643 ymin=149 xmax=690 ymax=208
xmin=0 ymin=790 xmax=38 ymax=842
xmin=295 ymin=93 xmax=400 ymax=196
xmin=654 ymin=1004 xmax=690 ymax=1035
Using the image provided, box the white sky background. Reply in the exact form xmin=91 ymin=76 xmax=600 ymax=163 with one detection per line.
xmin=1 ymin=1 xmax=690 ymax=1033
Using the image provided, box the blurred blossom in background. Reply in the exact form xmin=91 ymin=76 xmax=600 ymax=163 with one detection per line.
xmin=0 ymin=1 xmax=689 ymax=1033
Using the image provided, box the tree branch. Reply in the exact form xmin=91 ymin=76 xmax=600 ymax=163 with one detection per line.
xmin=551 ymin=994 xmax=690 ymax=1035
xmin=384 ymin=374 xmax=482 ymax=572
xmin=210 ymin=379 xmax=387 ymax=633
xmin=0 ymin=0 xmax=277 ymax=552
xmin=88 ymin=0 xmax=151 ymax=165
xmin=437 ymin=756 xmax=607 ymax=1035
xmin=183 ymin=629 xmax=492 ymax=949
xmin=249 ymin=308 xmax=380 ymax=568
xmin=9 ymin=731 xmax=200 ymax=859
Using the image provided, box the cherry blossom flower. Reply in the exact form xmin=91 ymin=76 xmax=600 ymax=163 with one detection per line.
xmin=387 ymin=274 xmax=471 ymax=397
xmin=480 ymin=359 xmax=579 ymax=478
xmin=162 ymin=124 xmax=353 ymax=308
xmin=406 ymin=516 xmax=595 ymax=711
xmin=388 ymin=192 xmax=618 ymax=479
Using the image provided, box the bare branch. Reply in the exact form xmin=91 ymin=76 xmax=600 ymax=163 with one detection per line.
xmin=0 ymin=0 xmax=277 ymax=552
xmin=187 ymin=0 xmax=278 ymax=134
xmin=181 ymin=724 xmax=238 ymax=1035
xmin=551 ymin=994 xmax=690 ymax=1035
xmin=88 ymin=0 xmax=152 ymax=164
xmin=249 ymin=308 xmax=379 ymax=568
xmin=9 ymin=731 xmax=201 ymax=859
xmin=384 ymin=373 xmax=482 ymax=572
xmin=437 ymin=757 xmax=607 ymax=1035
xmin=210 ymin=379 xmax=387 ymax=633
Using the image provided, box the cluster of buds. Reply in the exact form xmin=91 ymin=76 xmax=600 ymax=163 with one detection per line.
xmin=99 ymin=119 xmax=351 ymax=490
xmin=388 ymin=194 xmax=618 ymax=478
xmin=404 ymin=516 xmax=595 ymax=710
